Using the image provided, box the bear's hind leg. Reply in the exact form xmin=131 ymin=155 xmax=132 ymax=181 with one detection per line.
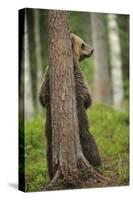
xmin=80 ymin=130 xmax=102 ymax=167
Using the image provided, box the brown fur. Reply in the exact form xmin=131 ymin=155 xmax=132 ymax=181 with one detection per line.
xmin=39 ymin=33 xmax=101 ymax=180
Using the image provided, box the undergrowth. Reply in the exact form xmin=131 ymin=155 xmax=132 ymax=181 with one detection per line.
xmin=23 ymin=104 xmax=129 ymax=191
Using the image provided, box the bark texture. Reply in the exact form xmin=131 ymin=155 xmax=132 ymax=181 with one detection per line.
xmin=48 ymin=10 xmax=81 ymax=182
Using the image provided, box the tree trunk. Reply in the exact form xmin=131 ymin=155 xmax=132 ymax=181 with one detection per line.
xmin=19 ymin=10 xmax=24 ymax=121
xmin=24 ymin=11 xmax=34 ymax=120
xmin=45 ymin=10 xmax=109 ymax=190
xmin=27 ymin=9 xmax=37 ymax=109
xmin=107 ymin=14 xmax=124 ymax=109
xmin=91 ymin=13 xmax=111 ymax=104
xmin=33 ymin=9 xmax=43 ymax=111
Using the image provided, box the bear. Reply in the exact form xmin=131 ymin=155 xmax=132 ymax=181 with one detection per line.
xmin=39 ymin=33 xmax=101 ymax=180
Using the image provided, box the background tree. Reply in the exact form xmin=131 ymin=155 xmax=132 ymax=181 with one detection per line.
xmin=46 ymin=10 xmax=107 ymax=190
xmin=24 ymin=11 xmax=34 ymax=120
xmin=108 ymin=14 xmax=124 ymax=109
xmin=27 ymin=9 xmax=38 ymax=110
xmin=19 ymin=10 xmax=25 ymax=121
xmin=91 ymin=13 xmax=111 ymax=104
xmin=33 ymin=9 xmax=43 ymax=111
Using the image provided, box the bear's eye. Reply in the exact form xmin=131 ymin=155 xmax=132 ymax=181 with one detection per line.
xmin=81 ymin=43 xmax=85 ymax=49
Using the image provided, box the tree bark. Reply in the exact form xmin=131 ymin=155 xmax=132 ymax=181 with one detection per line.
xmin=91 ymin=13 xmax=111 ymax=104
xmin=48 ymin=10 xmax=81 ymax=184
xmin=107 ymin=14 xmax=124 ymax=109
xmin=44 ymin=10 xmax=109 ymax=190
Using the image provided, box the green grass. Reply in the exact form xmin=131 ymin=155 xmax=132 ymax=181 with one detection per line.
xmin=24 ymin=104 xmax=129 ymax=191
xmin=88 ymin=104 xmax=129 ymax=186
xmin=24 ymin=116 xmax=48 ymax=191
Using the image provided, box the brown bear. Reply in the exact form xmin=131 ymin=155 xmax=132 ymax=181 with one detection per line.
xmin=39 ymin=33 xmax=101 ymax=180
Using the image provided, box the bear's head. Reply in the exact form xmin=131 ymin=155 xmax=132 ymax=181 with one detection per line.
xmin=71 ymin=33 xmax=94 ymax=62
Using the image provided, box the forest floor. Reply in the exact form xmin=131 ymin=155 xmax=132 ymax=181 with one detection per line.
xmin=23 ymin=104 xmax=129 ymax=192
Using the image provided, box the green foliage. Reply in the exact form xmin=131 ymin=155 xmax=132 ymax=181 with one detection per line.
xmin=88 ymin=104 xmax=129 ymax=185
xmin=24 ymin=115 xmax=48 ymax=191
xmin=24 ymin=104 xmax=129 ymax=191
xmin=88 ymin=104 xmax=129 ymax=156
xmin=69 ymin=11 xmax=83 ymax=35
